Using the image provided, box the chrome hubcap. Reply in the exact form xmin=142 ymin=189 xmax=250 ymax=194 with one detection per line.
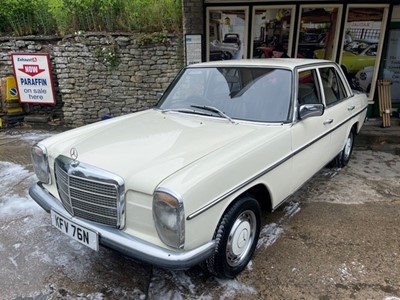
xmin=343 ymin=133 xmax=353 ymax=161
xmin=226 ymin=210 xmax=256 ymax=267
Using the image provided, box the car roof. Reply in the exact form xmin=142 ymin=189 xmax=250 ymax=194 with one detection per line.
xmin=188 ymin=58 xmax=335 ymax=70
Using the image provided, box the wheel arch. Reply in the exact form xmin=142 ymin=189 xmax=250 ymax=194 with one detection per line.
xmin=339 ymin=122 xmax=358 ymax=152
xmin=219 ymin=183 xmax=272 ymax=221
xmin=352 ymin=120 xmax=362 ymax=135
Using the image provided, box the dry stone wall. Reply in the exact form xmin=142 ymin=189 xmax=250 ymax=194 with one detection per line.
xmin=0 ymin=33 xmax=183 ymax=127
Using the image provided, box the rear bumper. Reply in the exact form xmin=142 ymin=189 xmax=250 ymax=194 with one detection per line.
xmin=29 ymin=183 xmax=215 ymax=270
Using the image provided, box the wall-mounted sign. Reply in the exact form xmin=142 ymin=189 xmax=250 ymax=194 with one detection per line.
xmin=185 ymin=34 xmax=202 ymax=65
xmin=11 ymin=53 xmax=56 ymax=104
xmin=384 ymin=29 xmax=400 ymax=103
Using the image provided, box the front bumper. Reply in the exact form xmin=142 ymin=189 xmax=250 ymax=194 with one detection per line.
xmin=29 ymin=183 xmax=215 ymax=270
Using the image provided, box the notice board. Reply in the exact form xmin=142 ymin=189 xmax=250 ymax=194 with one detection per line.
xmin=384 ymin=29 xmax=400 ymax=103
xmin=185 ymin=35 xmax=202 ymax=65
xmin=11 ymin=53 xmax=56 ymax=104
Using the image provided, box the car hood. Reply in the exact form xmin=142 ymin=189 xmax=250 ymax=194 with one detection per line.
xmin=43 ymin=110 xmax=278 ymax=194
xmin=341 ymin=51 xmax=358 ymax=57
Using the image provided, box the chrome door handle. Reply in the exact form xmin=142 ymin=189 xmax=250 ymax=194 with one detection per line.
xmin=323 ymin=119 xmax=333 ymax=125
xmin=348 ymin=105 xmax=355 ymax=111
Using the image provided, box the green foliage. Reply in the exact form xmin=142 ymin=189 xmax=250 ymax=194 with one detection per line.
xmin=0 ymin=0 xmax=35 ymax=35
xmin=136 ymin=31 xmax=170 ymax=47
xmin=0 ymin=0 xmax=182 ymax=36
xmin=94 ymin=43 xmax=119 ymax=68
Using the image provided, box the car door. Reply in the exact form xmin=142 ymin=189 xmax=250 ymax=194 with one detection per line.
xmin=317 ymin=65 xmax=355 ymax=158
xmin=290 ymin=67 xmax=333 ymax=192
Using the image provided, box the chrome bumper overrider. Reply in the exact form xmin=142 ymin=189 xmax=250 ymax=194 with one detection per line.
xmin=29 ymin=183 xmax=216 ymax=270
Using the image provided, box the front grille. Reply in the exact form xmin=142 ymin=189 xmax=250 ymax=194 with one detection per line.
xmin=54 ymin=155 xmax=125 ymax=228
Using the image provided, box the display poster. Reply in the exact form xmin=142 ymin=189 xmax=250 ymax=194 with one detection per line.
xmin=11 ymin=53 xmax=56 ymax=104
xmin=384 ymin=29 xmax=400 ymax=103
xmin=185 ymin=35 xmax=202 ymax=65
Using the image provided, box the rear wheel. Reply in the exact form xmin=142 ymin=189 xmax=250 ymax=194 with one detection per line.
xmin=206 ymin=196 xmax=261 ymax=278
xmin=330 ymin=128 xmax=355 ymax=168
xmin=341 ymin=129 xmax=355 ymax=166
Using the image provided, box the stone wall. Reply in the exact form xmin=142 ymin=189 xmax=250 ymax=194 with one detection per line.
xmin=0 ymin=33 xmax=183 ymax=127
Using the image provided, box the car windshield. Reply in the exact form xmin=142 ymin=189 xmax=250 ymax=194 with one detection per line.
xmin=157 ymin=67 xmax=292 ymax=123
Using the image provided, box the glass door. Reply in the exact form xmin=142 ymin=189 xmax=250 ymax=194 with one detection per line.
xmin=340 ymin=5 xmax=389 ymax=99
xmin=295 ymin=6 xmax=342 ymax=60
xmin=251 ymin=6 xmax=295 ymax=58
xmin=206 ymin=7 xmax=249 ymax=61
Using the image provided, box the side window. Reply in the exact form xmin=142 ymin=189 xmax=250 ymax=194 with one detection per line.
xmin=319 ymin=67 xmax=347 ymax=106
xmin=298 ymin=69 xmax=321 ymax=105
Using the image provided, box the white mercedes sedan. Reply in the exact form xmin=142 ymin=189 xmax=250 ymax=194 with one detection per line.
xmin=30 ymin=59 xmax=368 ymax=278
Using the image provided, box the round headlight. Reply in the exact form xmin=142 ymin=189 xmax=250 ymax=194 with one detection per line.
xmin=153 ymin=188 xmax=184 ymax=249
xmin=31 ymin=144 xmax=51 ymax=184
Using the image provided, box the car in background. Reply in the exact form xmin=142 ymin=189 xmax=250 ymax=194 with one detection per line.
xmin=29 ymin=59 xmax=368 ymax=279
xmin=223 ymin=33 xmax=241 ymax=49
xmin=254 ymin=46 xmax=272 ymax=58
xmin=210 ymin=50 xmax=225 ymax=61
xmin=299 ymin=32 xmax=322 ymax=43
xmin=314 ymin=40 xmax=377 ymax=74
xmin=353 ymin=66 xmax=374 ymax=93
xmin=210 ymin=39 xmax=239 ymax=60
xmin=254 ymin=44 xmax=296 ymax=59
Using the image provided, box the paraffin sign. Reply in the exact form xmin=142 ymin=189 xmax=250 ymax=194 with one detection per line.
xmin=11 ymin=53 xmax=56 ymax=104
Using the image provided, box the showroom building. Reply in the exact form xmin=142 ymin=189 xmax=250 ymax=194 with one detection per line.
xmin=182 ymin=0 xmax=400 ymax=113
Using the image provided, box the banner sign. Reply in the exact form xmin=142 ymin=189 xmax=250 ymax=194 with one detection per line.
xmin=11 ymin=53 xmax=56 ymax=104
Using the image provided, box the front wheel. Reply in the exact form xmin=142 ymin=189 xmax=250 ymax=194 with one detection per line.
xmin=206 ymin=196 xmax=261 ymax=278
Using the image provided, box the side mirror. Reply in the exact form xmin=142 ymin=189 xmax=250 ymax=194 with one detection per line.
xmin=298 ymin=104 xmax=324 ymax=120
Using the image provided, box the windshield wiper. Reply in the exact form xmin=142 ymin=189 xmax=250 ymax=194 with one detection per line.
xmin=190 ymin=105 xmax=236 ymax=124
xmin=160 ymin=108 xmax=210 ymax=116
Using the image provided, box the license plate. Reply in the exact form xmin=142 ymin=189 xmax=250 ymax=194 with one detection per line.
xmin=51 ymin=210 xmax=99 ymax=251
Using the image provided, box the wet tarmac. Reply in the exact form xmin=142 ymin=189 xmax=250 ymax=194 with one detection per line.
xmin=0 ymin=124 xmax=399 ymax=300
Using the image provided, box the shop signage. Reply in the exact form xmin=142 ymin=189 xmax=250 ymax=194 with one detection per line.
xmin=11 ymin=53 xmax=56 ymax=104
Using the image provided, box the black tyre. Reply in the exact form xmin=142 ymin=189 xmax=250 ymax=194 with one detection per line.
xmin=223 ymin=52 xmax=233 ymax=60
xmin=341 ymin=128 xmax=355 ymax=166
xmin=330 ymin=128 xmax=355 ymax=168
xmin=206 ymin=196 xmax=261 ymax=278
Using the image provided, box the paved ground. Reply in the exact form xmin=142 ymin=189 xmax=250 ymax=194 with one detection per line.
xmin=0 ymin=119 xmax=399 ymax=300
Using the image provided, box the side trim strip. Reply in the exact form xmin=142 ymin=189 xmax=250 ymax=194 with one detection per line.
xmin=187 ymin=105 xmax=368 ymax=220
